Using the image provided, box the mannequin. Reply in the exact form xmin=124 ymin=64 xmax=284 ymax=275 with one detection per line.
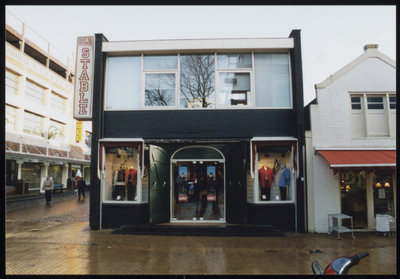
xmin=258 ymin=165 xmax=274 ymax=201
xmin=278 ymin=164 xmax=290 ymax=200
xmin=125 ymin=166 xmax=137 ymax=201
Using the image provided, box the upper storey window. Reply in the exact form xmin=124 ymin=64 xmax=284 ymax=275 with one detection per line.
xmin=105 ymin=52 xmax=292 ymax=110
xmin=350 ymin=93 xmax=396 ymax=138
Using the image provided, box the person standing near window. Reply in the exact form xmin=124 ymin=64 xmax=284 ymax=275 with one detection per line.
xmin=41 ymin=175 xmax=54 ymax=204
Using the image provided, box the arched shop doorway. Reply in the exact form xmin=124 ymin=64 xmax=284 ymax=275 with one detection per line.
xmin=171 ymin=146 xmax=225 ymax=222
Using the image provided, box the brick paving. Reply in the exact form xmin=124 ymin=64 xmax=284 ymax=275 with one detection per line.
xmin=5 ymin=193 xmax=397 ymax=275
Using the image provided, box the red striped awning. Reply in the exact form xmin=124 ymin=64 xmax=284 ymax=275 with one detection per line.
xmin=318 ymin=150 xmax=396 ymax=174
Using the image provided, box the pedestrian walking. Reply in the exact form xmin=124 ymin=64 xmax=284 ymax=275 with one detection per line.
xmin=77 ymin=175 xmax=87 ymax=201
xmin=41 ymin=175 xmax=54 ymax=204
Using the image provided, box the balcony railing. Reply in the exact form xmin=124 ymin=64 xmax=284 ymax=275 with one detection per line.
xmin=6 ymin=42 xmax=74 ymax=91
xmin=6 ymin=10 xmax=75 ymax=74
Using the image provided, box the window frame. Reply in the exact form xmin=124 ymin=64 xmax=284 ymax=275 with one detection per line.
xmin=103 ymin=51 xmax=293 ymax=111
xmin=349 ymin=92 xmax=395 ymax=138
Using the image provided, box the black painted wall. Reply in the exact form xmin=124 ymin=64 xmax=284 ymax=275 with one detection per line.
xmin=104 ymin=109 xmax=294 ymax=139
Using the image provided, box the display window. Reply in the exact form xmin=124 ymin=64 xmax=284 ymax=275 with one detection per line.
xmin=100 ymin=141 xmax=143 ymax=203
xmin=250 ymin=139 xmax=297 ymax=203
xmin=372 ymin=172 xmax=394 ymax=217
xmin=48 ymin=165 xmax=62 ymax=184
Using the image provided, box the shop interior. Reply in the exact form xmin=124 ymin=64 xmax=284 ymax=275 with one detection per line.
xmin=172 ymin=161 xmax=225 ymax=221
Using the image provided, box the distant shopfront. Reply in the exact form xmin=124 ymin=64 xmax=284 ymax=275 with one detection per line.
xmin=85 ymin=31 xmax=306 ymax=232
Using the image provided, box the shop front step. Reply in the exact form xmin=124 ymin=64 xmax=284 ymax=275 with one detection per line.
xmin=112 ymin=224 xmax=284 ymax=236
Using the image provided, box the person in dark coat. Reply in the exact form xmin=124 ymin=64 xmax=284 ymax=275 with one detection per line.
xmin=77 ymin=175 xmax=87 ymax=200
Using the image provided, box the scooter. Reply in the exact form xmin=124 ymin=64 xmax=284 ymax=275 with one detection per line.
xmin=312 ymin=252 xmax=369 ymax=275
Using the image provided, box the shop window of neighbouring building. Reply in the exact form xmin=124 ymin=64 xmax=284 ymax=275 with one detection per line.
xmin=372 ymin=172 xmax=395 ymax=218
xmin=101 ymin=144 xmax=143 ymax=203
xmin=350 ymin=93 xmax=396 ymax=138
xmin=6 ymin=69 xmax=20 ymax=96
xmin=105 ymin=52 xmax=292 ymax=110
xmin=23 ymin=110 xmax=45 ymax=137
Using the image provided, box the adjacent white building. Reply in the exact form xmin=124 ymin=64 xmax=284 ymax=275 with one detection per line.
xmin=5 ymin=10 xmax=92 ymax=192
xmin=306 ymin=44 xmax=396 ymax=233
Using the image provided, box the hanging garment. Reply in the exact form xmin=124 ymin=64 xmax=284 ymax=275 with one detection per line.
xmin=258 ymin=167 xmax=274 ymax=188
xmin=278 ymin=165 xmax=290 ymax=188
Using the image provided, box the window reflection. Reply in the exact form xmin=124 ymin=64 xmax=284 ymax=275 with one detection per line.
xmin=145 ymin=74 xmax=176 ymax=106
xmin=143 ymin=55 xmax=178 ymax=70
xmin=219 ymin=73 xmax=250 ymax=106
xmin=180 ymin=54 xmax=215 ymax=108
xmin=217 ymin=53 xmax=252 ymax=69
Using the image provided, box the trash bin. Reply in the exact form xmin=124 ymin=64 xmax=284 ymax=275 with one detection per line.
xmin=15 ymin=179 xmax=24 ymax=195
xmin=67 ymin=178 xmax=76 ymax=190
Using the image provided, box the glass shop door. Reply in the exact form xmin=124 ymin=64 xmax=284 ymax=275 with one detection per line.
xmin=171 ymin=160 xmax=225 ymax=222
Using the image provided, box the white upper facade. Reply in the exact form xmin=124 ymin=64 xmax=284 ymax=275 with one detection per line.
xmin=310 ymin=45 xmax=396 ymax=149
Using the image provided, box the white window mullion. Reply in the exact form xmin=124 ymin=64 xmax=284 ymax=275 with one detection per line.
xmin=363 ymin=93 xmax=369 ymax=137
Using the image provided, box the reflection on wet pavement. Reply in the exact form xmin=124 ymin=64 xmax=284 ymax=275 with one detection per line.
xmin=6 ymin=196 xmax=396 ymax=275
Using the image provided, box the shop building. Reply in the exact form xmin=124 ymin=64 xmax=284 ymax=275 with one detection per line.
xmin=305 ymin=44 xmax=396 ymax=233
xmin=84 ymin=30 xmax=306 ymax=232
xmin=5 ymin=10 xmax=91 ymax=193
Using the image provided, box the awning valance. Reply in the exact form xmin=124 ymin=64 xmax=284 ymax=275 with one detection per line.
xmin=318 ymin=150 xmax=396 ymax=174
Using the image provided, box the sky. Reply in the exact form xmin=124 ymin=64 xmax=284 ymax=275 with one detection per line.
xmin=6 ymin=5 xmax=396 ymax=105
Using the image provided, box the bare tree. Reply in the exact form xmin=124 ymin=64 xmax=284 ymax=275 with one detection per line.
xmin=145 ymin=74 xmax=175 ymax=106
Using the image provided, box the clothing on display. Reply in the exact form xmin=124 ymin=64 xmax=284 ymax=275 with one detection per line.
xmin=278 ymin=165 xmax=290 ymax=200
xmin=259 ymin=165 xmax=274 ymax=201
xmin=125 ymin=167 xmax=137 ymax=201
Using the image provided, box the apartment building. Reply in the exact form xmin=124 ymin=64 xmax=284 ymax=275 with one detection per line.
xmin=5 ymin=10 xmax=92 ymax=192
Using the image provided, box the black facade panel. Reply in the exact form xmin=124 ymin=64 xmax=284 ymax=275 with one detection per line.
xmin=102 ymin=204 xmax=149 ymax=229
xmin=247 ymin=203 xmax=295 ymax=232
xmin=104 ymin=109 xmax=294 ymax=139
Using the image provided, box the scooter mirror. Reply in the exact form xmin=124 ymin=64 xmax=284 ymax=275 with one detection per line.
xmin=312 ymin=261 xmax=324 ymax=275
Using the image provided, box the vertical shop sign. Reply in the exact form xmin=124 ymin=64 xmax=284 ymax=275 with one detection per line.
xmin=74 ymin=36 xmax=95 ymax=120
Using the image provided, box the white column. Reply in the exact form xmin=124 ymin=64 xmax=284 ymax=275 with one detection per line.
xmin=62 ymin=163 xmax=69 ymax=188
xmin=41 ymin=162 xmax=49 ymax=179
xmin=366 ymin=173 xmax=374 ymax=230
xmin=16 ymin=159 xmax=24 ymax=180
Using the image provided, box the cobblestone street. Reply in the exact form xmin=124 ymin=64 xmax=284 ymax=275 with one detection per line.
xmin=5 ymin=193 xmax=397 ymax=275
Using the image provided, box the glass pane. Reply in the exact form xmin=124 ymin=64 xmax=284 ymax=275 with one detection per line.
xmin=255 ymin=53 xmax=291 ymax=108
xmin=390 ymin=104 xmax=396 ymax=109
xmin=145 ymin=74 xmax=176 ymax=106
xmin=49 ymin=120 xmax=66 ymax=141
xmin=106 ymin=56 xmax=141 ymax=110
xmin=389 ymin=96 xmax=396 ymax=103
xmin=351 ymin=97 xmax=361 ymax=103
xmin=219 ymin=73 xmax=250 ymax=106
xmin=180 ymin=54 xmax=215 ymax=108
xmin=172 ymin=161 xmax=224 ymax=221
xmin=103 ymin=146 xmax=139 ymax=202
xmin=367 ymin=97 xmax=383 ymax=103
xmin=144 ymin=54 xmax=177 ymax=70
xmin=23 ymin=111 xmax=44 ymax=137
xmin=368 ymin=104 xmax=384 ymax=110
xmin=352 ymin=104 xmax=361 ymax=110
xmin=6 ymin=105 xmax=17 ymax=131
xmin=217 ymin=53 xmax=252 ymax=68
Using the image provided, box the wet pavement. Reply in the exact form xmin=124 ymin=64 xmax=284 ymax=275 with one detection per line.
xmin=6 ymin=193 xmax=397 ymax=275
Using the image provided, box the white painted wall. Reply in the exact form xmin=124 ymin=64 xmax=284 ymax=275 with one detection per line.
xmin=311 ymin=57 xmax=396 ymax=149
